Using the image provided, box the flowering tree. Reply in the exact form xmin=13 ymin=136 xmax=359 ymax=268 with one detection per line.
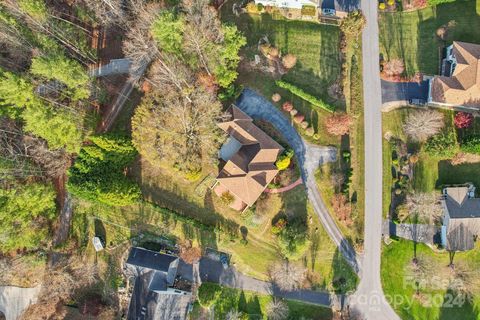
xmin=454 ymin=112 xmax=474 ymax=129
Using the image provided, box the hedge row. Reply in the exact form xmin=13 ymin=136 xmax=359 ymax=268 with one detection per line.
xmin=275 ymin=80 xmax=335 ymax=113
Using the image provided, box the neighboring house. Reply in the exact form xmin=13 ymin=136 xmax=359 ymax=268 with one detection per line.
xmin=125 ymin=247 xmax=193 ymax=320
xmin=428 ymin=41 xmax=480 ymax=109
xmin=441 ymin=184 xmax=480 ymax=251
xmin=214 ymin=105 xmax=284 ymax=211
xmin=252 ymin=0 xmax=359 ymax=18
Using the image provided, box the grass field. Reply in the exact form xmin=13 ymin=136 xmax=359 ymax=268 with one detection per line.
xmin=221 ymin=0 xmax=343 ymax=146
xmin=379 ymin=0 xmax=480 ymax=76
xmin=194 ymin=282 xmax=333 ymax=319
xmin=381 ymin=239 xmax=480 ymax=320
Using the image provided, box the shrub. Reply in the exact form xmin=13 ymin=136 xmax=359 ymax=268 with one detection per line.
xmin=454 ymin=112 xmax=474 ymax=129
xmin=424 ymin=132 xmax=458 ymax=158
xmin=293 ymin=114 xmax=305 ymax=124
xmin=272 ymin=93 xmax=281 ymax=102
xmin=220 ymin=191 xmax=235 ymax=205
xmin=305 ymin=127 xmax=315 ymax=136
xmin=282 ymin=54 xmax=297 ymax=69
xmin=275 ymin=149 xmax=294 ymax=170
xmin=300 ymin=121 xmax=309 ymax=129
xmin=313 ymin=133 xmax=320 ymax=140
xmin=290 ymin=109 xmax=298 ymax=116
xmin=461 ymin=135 xmax=480 ymax=154
xmin=276 ymin=80 xmax=334 ymax=113
xmin=256 ymin=3 xmax=264 ymax=12
xmin=379 ymin=2 xmax=386 ymax=9
xmin=387 ymin=0 xmax=395 ymax=5
xmin=282 ymin=101 xmax=293 ymax=112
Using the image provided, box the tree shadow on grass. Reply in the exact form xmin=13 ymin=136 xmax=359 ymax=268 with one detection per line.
xmin=436 ymin=160 xmax=480 ymax=190
xmin=330 ymin=247 xmax=358 ymax=294
xmin=439 ymin=289 xmax=477 ymax=320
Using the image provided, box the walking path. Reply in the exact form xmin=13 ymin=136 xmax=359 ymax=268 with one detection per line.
xmin=264 ymin=177 xmax=303 ymax=194
xmin=347 ymin=0 xmax=400 ymax=318
xmin=236 ymin=89 xmax=361 ymax=273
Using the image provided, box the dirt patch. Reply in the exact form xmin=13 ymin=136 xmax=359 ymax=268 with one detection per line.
xmin=98 ymin=26 xmax=126 ymax=65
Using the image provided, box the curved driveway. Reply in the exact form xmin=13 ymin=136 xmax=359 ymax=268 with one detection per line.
xmin=236 ymin=89 xmax=361 ymax=273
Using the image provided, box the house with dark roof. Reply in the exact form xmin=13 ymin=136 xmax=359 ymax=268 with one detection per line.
xmin=428 ymin=41 xmax=480 ymax=109
xmin=214 ymin=105 xmax=283 ymax=211
xmin=125 ymin=247 xmax=193 ymax=320
xmin=441 ymin=185 xmax=480 ymax=251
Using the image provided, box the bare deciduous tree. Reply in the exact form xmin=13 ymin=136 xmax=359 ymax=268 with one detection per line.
xmin=403 ymin=110 xmax=444 ymax=142
xmin=403 ymin=192 xmax=443 ymax=225
xmin=81 ymin=0 xmax=126 ymax=26
xmin=131 ymin=87 xmax=223 ymax=173
xmin=266 ymin=298 xmax=289 ymax=320
xmin=270 ymin=261 xmax=306 ymax=291
xmin=122 ymin=3 xmax=162 ymax=75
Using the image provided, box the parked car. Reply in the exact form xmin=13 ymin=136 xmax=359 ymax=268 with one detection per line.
xmin=408 ymin=98 xmax=426 ymax=106
xmin=321 ymin=8 xmax=335 ymax=16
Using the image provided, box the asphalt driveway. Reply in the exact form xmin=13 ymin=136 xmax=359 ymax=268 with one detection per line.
xmin=381 ymin=80 xmax=429 ymax=104
xmin=235 ymin=88 xmax=336 ymax=182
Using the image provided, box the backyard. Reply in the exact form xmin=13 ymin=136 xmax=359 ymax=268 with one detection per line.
xmin=381 ymin=239 xmax=480 ymax=320
xmin=379 ymin=0 xmax=480 ymax=76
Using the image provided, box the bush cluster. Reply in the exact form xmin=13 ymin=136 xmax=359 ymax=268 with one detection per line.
xmin=424 ymin=132 xmax=458 ymax=158
xmin=461 ymin=135 xmax=480 ymax=155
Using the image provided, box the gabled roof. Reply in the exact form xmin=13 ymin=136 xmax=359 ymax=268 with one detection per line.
xmin=444 ymin=187 xmax=480 ymax=219
xmin=126 ymin=247 xmax=178 ymax=273
xmin=431 ymin=41 xmax=480 ymax=107
xmin=216 ymin=105 xmax=283 ymax=208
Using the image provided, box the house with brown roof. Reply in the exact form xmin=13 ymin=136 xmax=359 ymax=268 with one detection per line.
xmin=441 ymin=184 xmax=480 ymax=251
xmin=428 ymin=41 xmax=480 ymax=109
xmin=214 ymin=105 xmax=284 ymax=211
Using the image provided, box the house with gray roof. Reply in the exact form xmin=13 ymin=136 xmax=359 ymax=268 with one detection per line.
xmin=125 ymin=247 xmax=193 ymax=320
xmin=441 ymin=184 xmax=480 ymax=251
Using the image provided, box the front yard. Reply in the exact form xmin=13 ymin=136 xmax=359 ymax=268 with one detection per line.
xmin=381 ymin=239 xmax=480 ymax=320
xmin=382 ymin=108 xmax=480 ymax=216
xmin=379 ymin=0 xmax=480 ymax=76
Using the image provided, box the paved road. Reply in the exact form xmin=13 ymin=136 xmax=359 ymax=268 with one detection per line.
xmin=0 ymin=286 xmax=40 ymax=320
xmin=381 ymin=79 xmax=429 ymax=103
xmin=347 ymin=0 xmax=400 ymax=319
xmin=199 ymin=257 xmax=340 ymax=308
xmin=236 ymin=89 xmax=361 ymax=273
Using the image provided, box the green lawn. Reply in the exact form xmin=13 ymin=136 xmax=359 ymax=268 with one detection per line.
xmin=381 ymin=239 xmax=480 ymax=320
xmin=221 ymin=0 xmax=343 ymax=146
xmin=196 ymin=282 xmax=333 ymax=320
xmin=379 ymin=0 xmax=480 ymax=76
